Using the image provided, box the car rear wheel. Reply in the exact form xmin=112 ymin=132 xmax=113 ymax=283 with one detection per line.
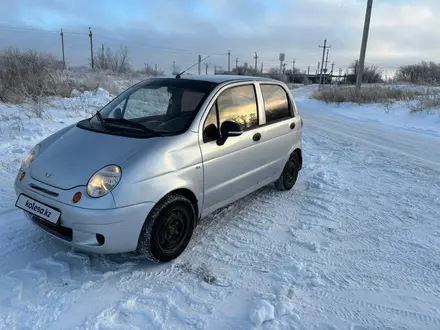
xmin=275 ymin=152 xmax=300 ymax=191
xmin=137 ymin=194 xmax=195 ymax=262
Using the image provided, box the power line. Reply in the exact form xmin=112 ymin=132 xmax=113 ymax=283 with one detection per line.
xmin=0 ymin=24 xmax=86 ymax=36
xmin=0 ymin=23 xmax=229 ymax=57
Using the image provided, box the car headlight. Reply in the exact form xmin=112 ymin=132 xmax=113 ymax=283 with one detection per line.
xmin=86 ymin=165 xmax=122 ymax=198
xmin=19 ymin=144 xmax=40 ymax=173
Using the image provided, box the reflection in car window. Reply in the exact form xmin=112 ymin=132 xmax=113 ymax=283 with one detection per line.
xmin=121 ymin=88 xmax=206 ymax=120
xmin=217 ymin=85 xmax=258 ymax=130
xmin=260 ymin=84 xmax=291 ymax=123
xmin=123 ymin=87 xmax=169 ymax=119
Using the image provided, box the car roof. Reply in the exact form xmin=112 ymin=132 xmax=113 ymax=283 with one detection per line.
xmin=147 ymin=74 xmax=282 ymax=85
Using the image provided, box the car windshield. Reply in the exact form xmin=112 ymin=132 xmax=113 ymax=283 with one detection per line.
xmin=84 ymin=78 xmax=217 ymax=137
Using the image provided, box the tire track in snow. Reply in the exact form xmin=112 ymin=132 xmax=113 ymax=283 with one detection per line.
xmin=283 ymin=103 xmax=440 ymax=329
xmin=82 ymin=266 xmax=231 ymax=330
xmin=0 ymin=251 xmax=182 ymax=329
xmin=312 ymin=290 xmax=440 ymax=328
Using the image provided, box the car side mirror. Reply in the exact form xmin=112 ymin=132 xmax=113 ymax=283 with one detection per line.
xmin=217 ymin=121 xmax=243 ymax=146
xmin=112 ymin=107 xmax=123 ymax=119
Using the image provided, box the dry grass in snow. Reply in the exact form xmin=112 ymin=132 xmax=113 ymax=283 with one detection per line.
xmin=311 ymin=84 xmax=440 ymax=114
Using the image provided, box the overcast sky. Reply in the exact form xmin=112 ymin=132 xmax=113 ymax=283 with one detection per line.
xmin=0 ymin=0 xmax=438 ymax=76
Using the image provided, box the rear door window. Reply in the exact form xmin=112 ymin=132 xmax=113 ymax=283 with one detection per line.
xmin=260 ymin=84 xmax=292 ymax=124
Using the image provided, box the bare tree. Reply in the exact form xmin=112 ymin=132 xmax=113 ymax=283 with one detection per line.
xmin=142 ymin=63 xmax=165 ymax=77
xmin=93 ymin=44 xmax=132 ymax=74
xmin=347 ymin=60 xmax=383 ymax=84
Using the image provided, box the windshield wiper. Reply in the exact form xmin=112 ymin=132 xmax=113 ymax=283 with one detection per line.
xmin=104 ymin=118 xmax=163 ymax=137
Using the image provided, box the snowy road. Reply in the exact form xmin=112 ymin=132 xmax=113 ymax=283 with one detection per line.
xmin=0 ymin=87 xmax=440 ymax=329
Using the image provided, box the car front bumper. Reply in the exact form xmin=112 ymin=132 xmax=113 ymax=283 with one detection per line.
xmin=14 ymin=176 xmax=155 ymax=254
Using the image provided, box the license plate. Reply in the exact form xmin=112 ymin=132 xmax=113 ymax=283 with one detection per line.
xmin=15 ymin=194 xmax=61 ymax=224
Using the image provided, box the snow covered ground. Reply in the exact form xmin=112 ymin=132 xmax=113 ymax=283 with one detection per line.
xmin=0 ymin=85 xmax=440 ymax=329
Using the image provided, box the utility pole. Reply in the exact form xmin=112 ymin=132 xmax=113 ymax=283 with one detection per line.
xmin=317 ymin=62 xmax=320 ymax=75
xmin=100 ymin=44 xmax=105 ymax=68
xmin=323 ymin=48 xmax=331 ymax=85
xmin=330 ymin=62 xmax=335 ymax=85
xmin=60 ymin=29 xmax=66 ymax=69
xmin=172 ymin=61 xmax=176 ymax=74
xmin=319 ymin=39 xmax=331 ymax=89
xmin=204 ymin=62 xmax=209 ymax=75
xmin=89 ymin=27 xmax=94 ymax=70
xmin=235 ymin=57 xmax=239 ymax=69
xmin=198 ymin=54 xmax=201 ymax=75
xmin=155 ymin=64 xmax=158 ymax=73
xmin=282 ymin=63 xmax=287 ymax=74
xmin=307 ymin=66 xmax=310 ymax=76
xmin=254 ymin=52 xmax=258 ymax=75
xmin=228 ymin=50 xmax=231 ymax=72
xmin=214 ymin=65 xmax=217 ymax=74
xmin=356 ymin=0 xmax=373 ymax=96
xmin=261 ymin=62 xmax=263 ymax=74
xmin=325 ymin=49 xmax=330 ymax=72
xmin=292 ymin=59 xmax=296 ymax=83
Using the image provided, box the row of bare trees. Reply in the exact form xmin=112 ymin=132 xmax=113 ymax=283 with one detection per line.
xmin=93 ymin=44 xmax=164 ymax=76
xmin=395 ymin=61 xmax=440 ymax=84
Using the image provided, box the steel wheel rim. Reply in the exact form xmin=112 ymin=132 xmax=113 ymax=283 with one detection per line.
xmin=285 ymin=160 xmax=297 ymax=186
xmin=158 ymin=209 xmax=187 ymax=252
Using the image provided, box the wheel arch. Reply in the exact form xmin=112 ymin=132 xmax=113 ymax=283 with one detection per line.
xmin=162 ymin=188 xmax=200 ymax=221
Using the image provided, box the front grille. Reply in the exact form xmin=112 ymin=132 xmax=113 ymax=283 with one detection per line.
xmin=30 ymin=215 xmax=72 ymax=241
xmin=29 ymin=183 xmax=59 ymax=197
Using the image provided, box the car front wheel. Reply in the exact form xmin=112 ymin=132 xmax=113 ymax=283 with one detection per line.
xmin=137 ymin=194 xmax=195 ymax=262
xmin=275 ymin=152 xmax=300 ymax=191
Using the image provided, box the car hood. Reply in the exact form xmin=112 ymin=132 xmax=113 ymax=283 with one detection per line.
xmin=30 ymin=126 xmax=158 ymax=190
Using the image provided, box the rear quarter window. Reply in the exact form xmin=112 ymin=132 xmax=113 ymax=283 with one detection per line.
xmin=260 ymin=84 xmax=292 ymax=124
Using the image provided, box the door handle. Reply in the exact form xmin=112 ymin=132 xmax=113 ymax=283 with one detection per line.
xmin=252 ymin=133 xmax=261 ymax=141
xmin=290 ymin=122 xmax=296 ymax=129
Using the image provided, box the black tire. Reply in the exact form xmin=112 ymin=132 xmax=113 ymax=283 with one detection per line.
xmin=275 ymin=152 xmax=300 ymax=191
xmin=137 ymin=194 xmax=195 ymax=263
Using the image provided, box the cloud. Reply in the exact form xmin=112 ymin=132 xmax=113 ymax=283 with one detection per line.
xmin=0 ymin=0 xmax=438 ymax=75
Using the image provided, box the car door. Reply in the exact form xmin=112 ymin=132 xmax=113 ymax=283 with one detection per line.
xmin=199 ymin=83 xmax=267 ymax=214
xmin=256 ymin=82 xmax=301 ymax=177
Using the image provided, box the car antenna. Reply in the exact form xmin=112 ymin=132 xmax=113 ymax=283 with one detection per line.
xmin=175 ymin=55 xmax=211 ymax=78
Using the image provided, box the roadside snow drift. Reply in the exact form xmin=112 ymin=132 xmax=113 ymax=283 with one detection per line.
xmin=0 ymin=85 xmax=439 ymax=329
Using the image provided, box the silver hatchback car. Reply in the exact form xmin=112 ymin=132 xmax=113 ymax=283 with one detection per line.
xmin=14 ymin=75 xmax=303 ymax=262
